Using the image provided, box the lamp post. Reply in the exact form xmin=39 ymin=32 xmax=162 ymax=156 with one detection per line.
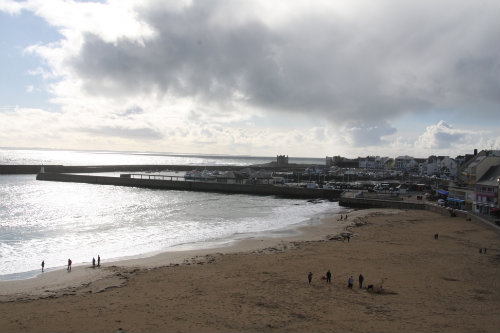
xmin=497 ymin=177 xmax=500 ymax=210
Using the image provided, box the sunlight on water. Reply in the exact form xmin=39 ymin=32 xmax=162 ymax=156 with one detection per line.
xmin=0 ymin=149 xmax=333 ymax=280
xmin=0 ymin=148 xmax=325 ymax=166
xmin=0 ymin=174 xmax=340 ymax=280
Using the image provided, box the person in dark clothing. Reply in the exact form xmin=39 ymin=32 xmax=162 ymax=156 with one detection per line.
xmin=326 ymin=270 xmax=332 ymax=283
xmin=348 ymin=276 xmax=354 ymax=289
xmin=41 ymin=260 xmax=45 ymax=272
xmin=308 ymin=272 xmax=313 ymax=284
xmin=358 ymin=274 xmax=364 ymax=288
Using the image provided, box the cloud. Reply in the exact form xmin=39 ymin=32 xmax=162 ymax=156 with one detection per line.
xmin=1 ymin=0 xmax=499 ymax=157
xmin=15 ymin=0 xmax=498 ymax=123
xmin=345 ymin=122 xmax=397 ymax=146
xmin=81 ymin=125 xmax=164 ymax=140
xmin=0 ymin=0 xmax=23 ymax=15
xmin=415 ymin=120 xmax=470 ymax=149
xmin=121 ymin=106 xmax=144 ymax=117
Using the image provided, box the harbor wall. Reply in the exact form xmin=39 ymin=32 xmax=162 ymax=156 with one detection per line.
xmin=339 ymin=197 xmax=426 ymax=210
xmin=1 ymin=164 xmax=240 ymax=174
xmin=36 ymin=172 xmax=342 ymax=199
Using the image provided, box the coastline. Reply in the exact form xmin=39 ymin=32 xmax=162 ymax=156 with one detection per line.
xmin=0 ymin=207 xmax=354 ymax=301
xmin=1 ymin=207 xmax=499 ymax=332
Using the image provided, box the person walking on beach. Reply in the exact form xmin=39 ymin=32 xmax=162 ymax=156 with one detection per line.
xmin=67 ymin=258 xmax=72 ymax=271
xmin=98 ymin=255 xmax=101 ymax=267
xmin=41 ymin=260 xmax=45 ymax=272
xmin=92 ymin=257 xmax=96 ymax=268
xmin=326 ymin=270 xmax=332 ymax=284
xmin=358 ymin=274 xmax=364 ymax=288
xmin=308 ymin=272 xmax=313 ymax=284
xmin=348 ymin=276 xmax=354 ymax=289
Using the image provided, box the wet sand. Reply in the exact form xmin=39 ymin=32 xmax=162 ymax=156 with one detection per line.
xmin=0 ymin=209 xmax=499 ymax=332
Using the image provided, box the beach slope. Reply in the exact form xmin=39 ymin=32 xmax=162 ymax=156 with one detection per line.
xmin=0 ymin=209 xmax=499 ymax=332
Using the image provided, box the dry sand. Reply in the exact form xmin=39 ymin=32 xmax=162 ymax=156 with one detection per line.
xmin=0 ymin=208 xmax=499 ymax=332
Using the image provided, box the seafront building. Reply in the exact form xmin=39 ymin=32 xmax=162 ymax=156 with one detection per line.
xmin=325 ymin=149 xmax=500 ymax=218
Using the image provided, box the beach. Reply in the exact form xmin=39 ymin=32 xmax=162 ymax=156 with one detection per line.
xmin=0 ymin=208 xmax=499 ymax=332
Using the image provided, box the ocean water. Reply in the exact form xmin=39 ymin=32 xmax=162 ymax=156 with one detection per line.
xmin=0 ymin=149 xmax=339 ymax=281
xmin=0 ymin=148 xmax=325 ymax=166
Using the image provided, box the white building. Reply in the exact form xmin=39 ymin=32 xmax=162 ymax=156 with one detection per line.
xmin=358 ymin=156 xmax=390 ymax=169
xmin=421 ymin=156 xmax=458 ymax=178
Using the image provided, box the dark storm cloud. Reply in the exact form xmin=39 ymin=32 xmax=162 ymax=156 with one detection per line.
xmin=69 ymin=0 xmax=500 ymax=124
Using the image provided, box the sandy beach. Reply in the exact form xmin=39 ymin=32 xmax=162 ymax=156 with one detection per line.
xmin=0 ymin=208 xmax=499 ymax=332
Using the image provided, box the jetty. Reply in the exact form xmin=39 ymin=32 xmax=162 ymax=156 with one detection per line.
xmin=36 ymin=172 xmax=342 ymax=200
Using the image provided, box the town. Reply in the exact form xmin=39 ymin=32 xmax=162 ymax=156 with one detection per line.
xmin=127 ymin=149 xmax=499 ymax=221
xmin=300 ymin=149 xmax=499 ymax=219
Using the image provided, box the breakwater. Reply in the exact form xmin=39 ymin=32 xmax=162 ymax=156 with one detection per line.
xmin=36 ymin=172 xmax=342 ymax=200
xmin=1 ymin=164 xmax=241 ymax=174
xmin=1 ymin=163 xmax=310 ymax=174
xmin=339 ymin=197 xmax=426 ymax=210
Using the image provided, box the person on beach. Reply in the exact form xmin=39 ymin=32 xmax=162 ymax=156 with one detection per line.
xmin=348 ymin=276 xmax=354 ymax=289
xmin=92 ymin=257 xmax=96 ymax=268
xmin=358 ymin=274 xmax=364 ymax=288
xmin=67 ymin=258 xmax=72 ymax=271
xmin=41 ymin=260 xmax=45 ymax=272
xmin=98 ymin=255 xmax=101 ymax=267
xmin=347 ymin=235 xmax=350 ymax=243
xmin=308 ymin=272 xmax=313 ymax=284
xmin=434 ymin=233 xmax=439 ymax=240
xmin=326 ymin=270 xmax=332 ymax=284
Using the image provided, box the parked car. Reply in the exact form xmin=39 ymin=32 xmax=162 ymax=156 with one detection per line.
xmin=437 ymin=199 xmax=446 ymax=206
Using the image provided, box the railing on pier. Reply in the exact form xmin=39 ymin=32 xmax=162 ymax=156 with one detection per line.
xmin=121 ymin=173 xmax=185 ymax=181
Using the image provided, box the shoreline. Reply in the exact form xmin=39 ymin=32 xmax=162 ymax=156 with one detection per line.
xmin=0 ymin=207 xmax=356 ymax=301
xmin=1 ymin=208 xmax=499 ymax=332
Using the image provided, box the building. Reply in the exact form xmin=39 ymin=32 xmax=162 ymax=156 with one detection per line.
xmin=421 ymin=156 xmax=458 ymax=179
xmin=474 ymin=164 xmax=500 ymax=215
xmin=447 ymin=186 xmax=473 ymax=210
xmin=277 ymin=155 xmax=289 ymax=166
xmin=326 ymin=156 xmax=358 ymax=168
xmin=459 ymin=154 xmax=500 ymax=186
xmin=358 ymin=156 xmax=390 ymax=170
xmin=394 ymin=156 xmax=419 ymax=172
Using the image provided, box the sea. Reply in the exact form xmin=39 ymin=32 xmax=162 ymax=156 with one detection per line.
xmin=0 ymin=148 xmax=343 ymax=281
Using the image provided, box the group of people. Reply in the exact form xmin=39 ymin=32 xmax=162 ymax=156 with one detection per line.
xmin=308 ymin=271 xmax=365 ymax=289
xmin=92 ymin=255 xmax=101 ymax=268
xmin=41 ymin=255 xmax=101 ymax=273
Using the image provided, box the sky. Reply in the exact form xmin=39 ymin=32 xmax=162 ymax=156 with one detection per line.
xmin=0 ymin=0 xmax=499 ymax=159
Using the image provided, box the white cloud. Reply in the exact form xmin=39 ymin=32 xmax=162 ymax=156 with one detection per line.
xmin=415 ymin=120 xmax=469 ymax=149
xmin=0 ymin=0 xmax=23 ymax=15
